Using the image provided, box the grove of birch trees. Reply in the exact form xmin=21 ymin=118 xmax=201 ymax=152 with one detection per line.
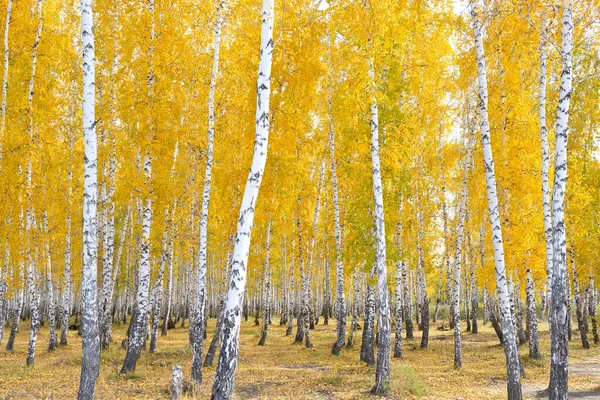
xmin=0 ymin=0 xmax=599 ymax=399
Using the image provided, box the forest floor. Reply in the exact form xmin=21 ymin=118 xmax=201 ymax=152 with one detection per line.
xmin=0 ymin=316 xmax=599 ymax=399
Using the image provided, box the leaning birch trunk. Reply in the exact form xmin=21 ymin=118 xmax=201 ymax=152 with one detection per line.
xmin=191 ymin=0 xmax=225 ymax=384
xmin=469 ymin=2 xmax=522 ymax=397
xmin=210 ymin=0 xmax=274 ymax=396
xmin=121 ymin=0 xmax=155 ymax=374
xmin=526 ymin=269 xmax=541 ymax=359
xmin=77 ymin=0 xmax=100 ymax=395
xmin=549 ymin=2 xmax=573 ymax=398
xmin=452 ymin=131 xmax=472 ymax=369
xmin=25 ymin=0 xmax=43 ymax=368
xmin=538 ymin=16 xmax=553 ymax=323
xmin=368 ymin=61 xmax=391 ymax=394
xmin=5 ymin=261 xmax=23 ymax=351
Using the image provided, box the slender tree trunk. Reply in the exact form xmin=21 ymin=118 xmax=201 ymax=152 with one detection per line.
xmin=394 ymin=261 xmax=403 ymax=358
xmin=191 ymin=0 xmax=225 ymax=383
xmin=588 ymin=278 xmax=599 ymax=344
xmin=402 ymin=261 xmax=413 ymax=339
xmin=526 ymin=269 xmax=541 ymax=359
xmin=549 ymin=3 xmax=573 ymax=398
xmin=361 ymin=274 xmax=375 ymax=366
xmin=0 ymin=0 xmax=11 ymax=164
xmin=210 ymin=1 xmax=274 ymax=396
xmin=77 ymin=0 xmax=100 ymax=394
xmin=570 ymin=252 xmax=589 ymax=349
xmin=471 ymin=269 xmax=478 ymax=334
xmin=453 ymin=128 xmax=473 ymax=368
xmin=327 ymin=19 xmax=346 ymax=356
xmin=121 ymin=0 xmax=155 ymax=374
xmin=538 ymin=16 xmax=553 ymax=325
xmin=44 ymin=214 xmax=57 ymax=351
xmin=6 ymin=262 xmax=23 ymax=351
xmin=258 ymin=222 xmax=272 ymax=346
xmin=346 ymin=269 xmax=359 ymax=348
xmin=24 ymin=0 xmax=43 ymax=369
xmin=469 ymin=2 xmax=522 ymax=397
xmin=367 ymin=64 xmax=392 ymax=392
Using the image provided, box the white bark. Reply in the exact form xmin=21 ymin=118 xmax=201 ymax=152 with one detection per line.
xmin=192 ymin=0 xmax=225 ymax=382
xmin=549 ymin=3 xmax=573 ymax=398
xmin=328 ymin=46 xmax=346 ymax=356
xmin=121 ymin=0 xmax=155 ymax=374
xmin=211 ymin=0 xmax=274 ymax=397
xmin=0 ymin=0 xmax=11 ymax=163
xmin=538 ymin=16 xmax=553 ymax=322
xmin=469 ymin=1 xmax=522 ymax=397
xmin=78 ymin=0 xmax=100 ymax=395
xmin=44 ymin=212 xmax=57 ymax=351
xmin=25 ymin=0 xmax=43 ymax=369
xmin=369 ymin=61 xmax=391 ymax=394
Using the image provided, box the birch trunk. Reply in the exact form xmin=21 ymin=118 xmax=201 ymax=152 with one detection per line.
xmin=191 ymin=0 xmax=225 ymax=384
xmin=328 ymin=23 xmax=346 ymax=357
xmin=469 ymin=2 xmax=522 ymax=397
xmin=258 ymin=222 xmax=272 ymax=346
xmin=25 ymin=0 xmax=43 ymax=368
xmin=149 ymin=209 xmax=170 ymax=354
xmin=367 ymin=64 xmax=391 ymax=393
xmin=0 ymin=0 xmax=11 ymax=163
xmin=346 ymin=269 xmax=359 ymax=348
xmin=394 ymin=261 xmax=403 ymax=358
xmin=588 ymin=278 xmax=599 ymax=344
xmin=121 ymin=0 xmax=155 ymax=374
xmin=452 ymin=133 xmax=472 ymax=369
xmin=44 ymin=213 xmax=57 ymax=351
xmin=549 ymin=2 xmax=573 ymax=398
xmin=100 ymin=172 xmax=116 ymax=349
xmin=77 ymin=0 xmax=100 ymax=394
xmin=538 ymin=17 xmax=553 ymax=323
xmin=60 ymin=176 xmax=72 ymax=346
xmin=526 ymin=269 xmax=541 ymax=359
xmin=402 ymin=261 xmax=413 ymax=339
xmin=210 ymin=1 xmax=274 ymax=396
xmin=361 ymin=272 xmax=375 ymax=366
xmin=570 ymin=252 xmax=589 ymax=349
xmin=5 ymin=261 xmax=23 ymax=351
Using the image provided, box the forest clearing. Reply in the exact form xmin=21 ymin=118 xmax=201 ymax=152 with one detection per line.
xmin=1 ymin=318 xmax=600 ymax=399
xmin=0 ymin=0 xmax=598 ymax=398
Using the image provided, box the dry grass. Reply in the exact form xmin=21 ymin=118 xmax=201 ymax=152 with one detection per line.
xmin=0 ymin=318 xmax=599 ymax=399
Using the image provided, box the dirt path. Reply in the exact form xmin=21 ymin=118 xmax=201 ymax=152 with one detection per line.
xmin=523 ymin=361 xmax=600 ymax=400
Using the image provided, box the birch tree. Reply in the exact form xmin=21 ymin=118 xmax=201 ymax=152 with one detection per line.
xmin=469 ymin=1 xmax=522 ymax=397
xmin=191 ymin=0 xmax=226 ymax=384
xmin=549 ymin=2 xmax=573 ymax=398
xmin=211 ymin=0 xmax=274 ymax=396
xmin=77 ymin=0 xmax=100 ymax=395
xmin=25 ymin=0 xmax=43 ymax=368
xmin=121 ymin=0 xmax=155 ymax=374
xmin=368 ymin=60 xmax=391 ymax=395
